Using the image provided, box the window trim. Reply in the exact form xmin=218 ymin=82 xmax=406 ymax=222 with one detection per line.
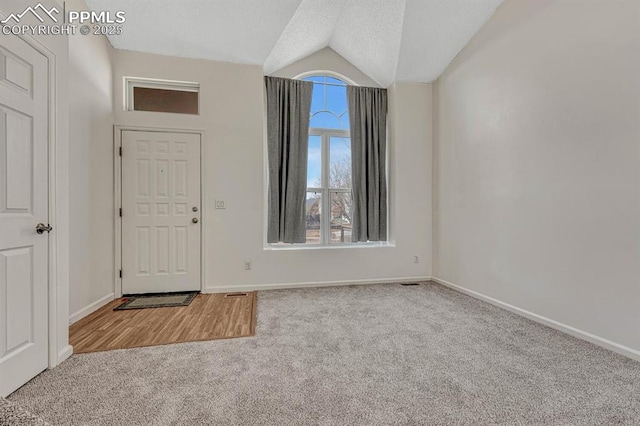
xmin=293 ymin=70 xmax=358 ymax=86
xmin=265 ymin=241 xmax=395 ymax=251
xmin=124 ymin=77 xmax=200 ymax=113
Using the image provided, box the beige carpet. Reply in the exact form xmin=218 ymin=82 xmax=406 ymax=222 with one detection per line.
xmin=0 ymin=398 xmax=49 ymax=426
xmin=8 ymin=283 xmax=640 ymax=425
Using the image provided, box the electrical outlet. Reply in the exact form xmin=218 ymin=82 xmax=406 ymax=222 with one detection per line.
xmin=413 ymin=255 xmax=420 ymax=264
xmin=215 ymin=200 xmax=225 ymax=209
xmin=244 ymin=259 xmax=252 ymax=270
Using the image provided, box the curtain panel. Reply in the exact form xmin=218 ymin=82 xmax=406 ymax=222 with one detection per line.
xmin=347 ymin=85 xmax=388 ymax=242
xmin=265 ymin=76 xmax=313 ymax=243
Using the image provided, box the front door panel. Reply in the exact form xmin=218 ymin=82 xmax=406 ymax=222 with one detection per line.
xmin=121 ymin=131 xmax=201 ymax=294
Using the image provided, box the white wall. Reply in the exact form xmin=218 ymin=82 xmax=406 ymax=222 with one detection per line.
xmin=112 ymin=48 xmax=432 ymax=292
xmin=271 ymin=47 xmax=379 ymax=87
xmin=433 ymin=0 xmax=640 ymax=353
xmin=67 ymin=0 xmax=115 ymax=322
xmin=390 ymin=82 xmax=433 ymax=279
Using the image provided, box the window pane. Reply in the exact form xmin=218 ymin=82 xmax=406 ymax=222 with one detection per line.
xmin=325 ymin=84 xmax=348 ymax=119
xmin=305 ymin=191 xmax=322 ymax=244
xmin=307 ymin=135 xmax=322 ymax=188
xmin=310 ymin=83 xmax=324 ymax=114
xmin=330 ymin=192 xmax=352 ymax=244
xmin=338 ymin=111 xmax=350 ymax=130
xmin=133 ymin=87 xmax=198 ymax=114
xmin=329 ymin=137 xmax=351 ymax=189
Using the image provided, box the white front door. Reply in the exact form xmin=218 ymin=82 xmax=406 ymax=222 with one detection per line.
xmin=121 ymin=131 xmax=201 ymax=294
xmin=0 ymin=34 xmax=49 ymax=397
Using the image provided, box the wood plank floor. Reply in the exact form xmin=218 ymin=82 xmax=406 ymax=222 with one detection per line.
xmin=70 ymin=292 xmax=257 ymax=353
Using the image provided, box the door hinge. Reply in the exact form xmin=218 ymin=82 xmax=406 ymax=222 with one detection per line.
xmin=119 ymin=146 xmax=122 ymax=156
xmin=119 ymin=269 xmax=122 ymax=278
xmin=119 ymin=208 xmax=122 ymax=217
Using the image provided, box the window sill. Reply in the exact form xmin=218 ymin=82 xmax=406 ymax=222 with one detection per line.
xmin=264 ymin=241 xmax=396 ymax=251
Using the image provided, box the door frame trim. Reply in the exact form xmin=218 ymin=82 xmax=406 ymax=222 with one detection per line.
xmin=113 ymin=125 xmax=206 ymax=297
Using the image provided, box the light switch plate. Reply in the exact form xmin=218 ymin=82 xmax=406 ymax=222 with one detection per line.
xmin=215 ymin=200 xmax=225 ymax=209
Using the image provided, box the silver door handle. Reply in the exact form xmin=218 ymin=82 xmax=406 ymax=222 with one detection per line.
xmin=36 ymin=223 xmax=53 ymax=234
xmin=192 ymin=218 xmax=199 ymax=224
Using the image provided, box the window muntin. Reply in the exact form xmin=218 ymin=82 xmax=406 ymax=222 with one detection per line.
xmin=303 ymin=75 xmax=352 ymax=245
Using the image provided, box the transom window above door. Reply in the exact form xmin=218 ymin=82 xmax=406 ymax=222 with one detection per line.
xmin=303 ymin=75 xmax=353 ymax=245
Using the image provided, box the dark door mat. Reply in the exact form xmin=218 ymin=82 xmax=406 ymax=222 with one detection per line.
xmin=114 ymin=291 xmax=198 ymax=310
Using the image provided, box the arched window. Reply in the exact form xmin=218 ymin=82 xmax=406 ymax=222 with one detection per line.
xmin=302 ymin=74 xmax=353 ymax=245
xmin=306 ymin=76 xmax=349 ymax=130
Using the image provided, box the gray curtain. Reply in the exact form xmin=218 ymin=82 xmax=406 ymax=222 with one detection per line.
xmin=347 ymin=86 xmax=388 ymax=242
xmin=265 ymin=76 xmax=313 ymax=243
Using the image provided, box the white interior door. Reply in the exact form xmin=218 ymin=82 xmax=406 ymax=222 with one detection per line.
xmin=0 ymin=34 xmax=49 ymax=397
xmin=121 ymin=131 xmax=201 ymax=294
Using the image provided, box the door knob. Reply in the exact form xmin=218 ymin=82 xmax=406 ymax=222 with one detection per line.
xmin=36 ymin=223 xmax=53 ymax=234
xmin=192 ymin=218 xmax=199 ymax=224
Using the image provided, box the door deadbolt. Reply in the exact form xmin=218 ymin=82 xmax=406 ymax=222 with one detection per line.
xmin=192 ymin=207 xmax=198 ymax=212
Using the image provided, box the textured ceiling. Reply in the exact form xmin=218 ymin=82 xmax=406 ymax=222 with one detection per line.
xmin=86 ymin=0 xmax=503 ymax=86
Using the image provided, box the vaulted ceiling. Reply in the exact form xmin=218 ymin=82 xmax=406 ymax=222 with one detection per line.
xmin=86 ymin=0 xmax=503 ymax=87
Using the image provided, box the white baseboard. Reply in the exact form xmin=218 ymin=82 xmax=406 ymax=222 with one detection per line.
xmin=58 ymin=344 xmax=73 ymax=364
xmin=431 ymin=276 xmax=640 ymax=362
xmin=69 ymin=293 xmax=115 ymax=325
xmin=206 ymin=276 xmax=432 ymax=294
